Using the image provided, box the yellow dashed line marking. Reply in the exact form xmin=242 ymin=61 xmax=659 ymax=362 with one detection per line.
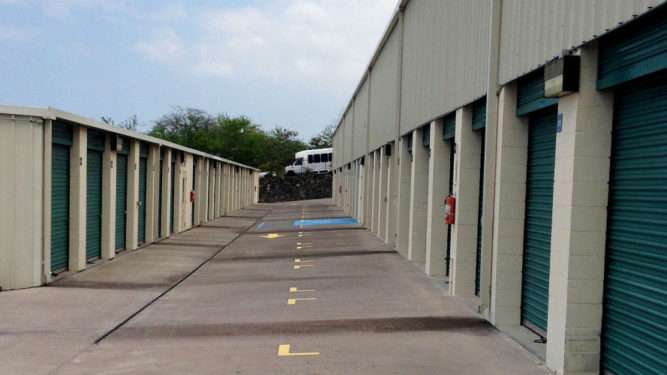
xmin=289 ymin=287 xmax=316 ymax=293
xmin=293 ymin=264 xmax=314 ymax=270
xmin=278 ymin=344 xmax=320 ymax=357
xmin=294 ymin=258 xmax=313 ymax=263
xmin=287 ymin=297 xmax=318 ymax=305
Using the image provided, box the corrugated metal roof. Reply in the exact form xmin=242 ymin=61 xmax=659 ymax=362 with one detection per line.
xmin=0 ymin=105 xmax=258 ymax=171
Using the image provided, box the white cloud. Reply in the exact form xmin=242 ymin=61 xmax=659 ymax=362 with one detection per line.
xmin=134 ymin=29 xmax=185 ymax=63
xmin=134 ymin=0 xmax=398 ymax=98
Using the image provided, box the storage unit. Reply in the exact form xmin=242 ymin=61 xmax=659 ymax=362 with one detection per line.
xmin=598 ymin=10 xmax=667 ymax=372
xmin=138 ymin=143 xmax=148 ymax=245
xmin=521 ymin=108 xmax=557 ymax=335
xmin=472 ymin=98 xmax=486 ymax=296
xmin=601 ymin=71 xmax=667 ymax=375
xmin=86 ymin=130 xmax=105 ymax=261
xmin=51 ymin=122 xmax=72 ymax=274
xmin=0 ymin=106 xmax=258 ymax=292
xmin=115 ymin=138 xmax=129 ymax=252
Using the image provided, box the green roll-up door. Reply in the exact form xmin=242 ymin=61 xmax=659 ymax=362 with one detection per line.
xmin=115 ymin=154 xmax=128 ymax=251
xmin=192 ymin=160 xmax=196 ymax=224
xmin=598 ymin=7 xmax=667 ymax=90
xmin=86 ymin=150 xmax=103 ymax=261
xmin=475 ymin=130 xmax=485 ymax=296
xmin=445 ymin=137 xmax=455 ymax=277
xmin=472 ymin=97 xmax=487 ymax=131
xmin=473 ymin=97 xmax=487 ymax=295
xmin=170 ymin=159 xmax=175 ymax=234
xmin=158 ymin=152 xmax=163 ymax=237
xmin=602 ymin=73 xmax=667 ymax=375
xmin=517 ymin=69 xmax=558 ymax=117
xmin=86 ymin=130 xmax=104 ymax=261
xmin=520 ymin=107 xmax=557 ymax=335
xmin=51 ymin=143 xmax=70 ymax=273
xmin=138 ymin=157 xmax=147 ymax=244
xmin=443 ymin=113 xmax=456 ymax=141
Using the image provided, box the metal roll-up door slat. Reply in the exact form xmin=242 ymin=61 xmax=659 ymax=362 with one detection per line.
xmin=602 ymin=72 xmax=667 ymax=375
xmin=51 ymin=144 xmax=70 ymax=273
xmin=520 ymin=107 xmax=557 ymax=335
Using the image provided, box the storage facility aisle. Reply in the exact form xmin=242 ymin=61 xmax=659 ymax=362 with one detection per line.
xmin=14 ymin=199 xmax=550 ymax=375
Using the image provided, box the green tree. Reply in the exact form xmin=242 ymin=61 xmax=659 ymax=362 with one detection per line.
xmin=309 ymin=123 xmax=334 ymax=148
xmin=147 ymin=107 xmax=307 ymax=174
xmin=260 ymin=127 xmax=308 ymax=173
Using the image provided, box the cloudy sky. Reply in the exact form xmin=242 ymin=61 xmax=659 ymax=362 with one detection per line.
xmin=0 ymin=0 xmax=397 ymax=139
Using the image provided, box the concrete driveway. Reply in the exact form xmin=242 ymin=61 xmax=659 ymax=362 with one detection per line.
xmin=0 ymin=200 xmax=549 ymax=374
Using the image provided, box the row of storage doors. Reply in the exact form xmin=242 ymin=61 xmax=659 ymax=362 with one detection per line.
xmin=50 ymin=128 xmax=151 ymax=273
xmin=509 ymin=73 xmax=665 ymax=373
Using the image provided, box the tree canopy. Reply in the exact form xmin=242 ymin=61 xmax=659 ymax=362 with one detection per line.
xmin=147 ymin=107 xmax=308 ymax=173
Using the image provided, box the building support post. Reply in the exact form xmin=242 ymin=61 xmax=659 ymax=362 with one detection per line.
xmin=450 ymin=107 xmax=482 ymax=296
xmin=144 ymin=144 xmax=159 ymax=243
xmin=160 ymin=149 xmax=172 ymax=238
xmin=489 ymin=82 xmax=529 ymax=327
xmin=545 ymin=44 xmax=614 ymax=375
xmin=126 ymin=140 xmax=140 ymax=250
xmin=69 ymin=126 xmax=87 ymax=271
xmin=101 ymin=134 xmax=117 ymax=259
xmin=408 ymin=129 xmax=428 ymax=265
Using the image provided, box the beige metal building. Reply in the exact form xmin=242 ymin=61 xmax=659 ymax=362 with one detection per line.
xmin=332 ymin=1 xmax=667 ymax=374
xmin=0 ymin=106 xmax=259 ymax=292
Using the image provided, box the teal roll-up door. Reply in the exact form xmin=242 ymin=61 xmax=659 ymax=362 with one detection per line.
xmin=158 ymin=151 xmax=163 ymax=237
xmin=138 ymin=157 xmax=147 ymax=244
xmin=520 ymin=107 xmax=557 ymax=335
xmin=170 ymin=158 xmax=175 ymax=234
xmin=602 ymin=72 xmax=667 ymax=375
xmin=517 ymin=69 xmax=558 ymax=117
xmin=86 ymin=150 xmax=103 ymax=261
xmin=192 ymin=160 xmax=196 ymax=224
xmin=472 ymin=98 xmax=487 ymax=296
xmin=444 ymin=117 xmax=456 ymax=276
xmin=598 ymin=6 xmax=667 ymax=90
xmin=443 ymin=113 xmax=456 ymax=141
xmin=51 ymin=141 xmax=71 ymax=273
xmin=475 ymin=130 xmax=485 ymax=296
xmin=116 ymin=153 xmax=128 ymax=251
xmin=86 ymin=130 xmax=104 ymax=261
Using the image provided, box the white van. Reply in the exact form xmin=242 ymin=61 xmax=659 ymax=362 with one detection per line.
xmin=285 ymin=148 xmax=333 ymax=175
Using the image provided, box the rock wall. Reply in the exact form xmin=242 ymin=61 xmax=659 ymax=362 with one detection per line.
xmin=259 ymin=173 xmax=332 ymax=203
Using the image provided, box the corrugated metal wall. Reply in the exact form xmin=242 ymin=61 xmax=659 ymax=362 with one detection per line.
xmin=499 ymin=0 xmax=666 ymax=84
xmin=369 ymin=24 xmax=401 ymax=151
xmin=353 ymin=79 xmax=370 ymax=159
xmin=343 ymin=107 xmax=354 ymax=164
xmin=400 ymin=0 xmax=490 ymax=135
xmin=333 ymin=128 xmax=342 ymax=168
xmin=0 ymin=116 xmax=44 ymax=290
